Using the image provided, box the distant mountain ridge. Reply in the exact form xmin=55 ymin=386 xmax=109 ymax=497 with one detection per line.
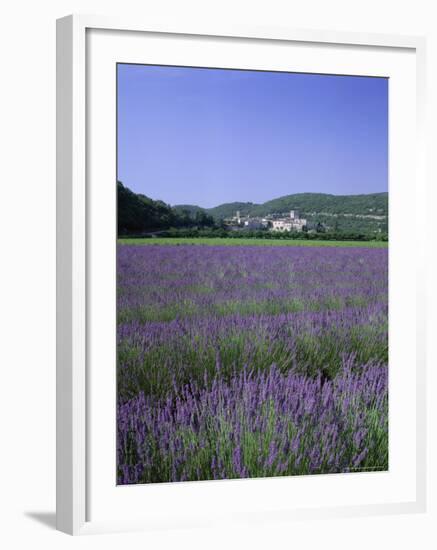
xmin=173 ymin=192 xmax=388 ymax=234
xmin=174 ymin=202 xmax=257 ymax=220
xmin=174 ymin=192 xmax=388 ymax=219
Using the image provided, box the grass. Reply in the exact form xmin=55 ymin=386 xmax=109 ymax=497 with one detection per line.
xmin=117 ymin=295 xmax=371 ymax=324
xmin=117 ymin=321 xmax=388 ymax=403
xmin=118 ymin=237 xmax=388 ymax=248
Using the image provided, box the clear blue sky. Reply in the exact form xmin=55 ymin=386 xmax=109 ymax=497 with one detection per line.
xmin=117 ymin=64 xmax=388 ymax=208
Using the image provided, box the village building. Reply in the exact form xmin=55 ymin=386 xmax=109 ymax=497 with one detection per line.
xmin=226 ymin=209 xmax=306 ymax=232
xmin=270 ymin=210 xmax=307 ymax=232
xmin=225 ymin=210 xmax=269 ymax=230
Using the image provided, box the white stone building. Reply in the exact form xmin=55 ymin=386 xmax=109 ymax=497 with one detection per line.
xmin=271 ymin=211 xmax=307 ymax=232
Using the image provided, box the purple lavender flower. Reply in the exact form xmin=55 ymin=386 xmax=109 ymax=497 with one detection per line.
xmin=117 ymin=244 xmax=388 ymax=484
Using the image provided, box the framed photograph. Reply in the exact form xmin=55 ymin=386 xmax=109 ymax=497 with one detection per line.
xmin=56 ymin=14 xmax=427 ymax=535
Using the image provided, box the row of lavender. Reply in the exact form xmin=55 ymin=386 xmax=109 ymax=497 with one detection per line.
xmin=117 ymin=245 xmax=388 ymax=483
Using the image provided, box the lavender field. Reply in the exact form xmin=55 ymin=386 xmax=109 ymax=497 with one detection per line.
xmin=117 ymin=244 xmax=388 ymax=484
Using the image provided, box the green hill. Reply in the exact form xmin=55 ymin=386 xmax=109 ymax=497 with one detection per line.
xmin=117 ymin=182 xmax=177 ymax=234
xmin=172 ymin=204 xmax=206 ymax=217
xmin=207 ymin=202 xmax=257 ymax=220
xmin=203 ymin=193 xmax=388 ymax=234
xmin=119 ymin=182 xmax=388 ymax=236
xmin=118 ymin=182 xmax=214 ymax=235
xmin=250 ymin=192 xmax=387 ymax=217
xmin=203 ymin=193 xmax=387 ymax=219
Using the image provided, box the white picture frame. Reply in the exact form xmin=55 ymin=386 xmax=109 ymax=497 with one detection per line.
xmin=56 ymin=14 xmax=427 ymax=535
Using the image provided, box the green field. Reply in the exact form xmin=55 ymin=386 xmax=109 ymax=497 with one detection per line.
xmin=118 ymin=237 xmax=388 ymax=248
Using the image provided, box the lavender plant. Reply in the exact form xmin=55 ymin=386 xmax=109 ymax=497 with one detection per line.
xmin=117 ymin=244 xmax=388 ymax=484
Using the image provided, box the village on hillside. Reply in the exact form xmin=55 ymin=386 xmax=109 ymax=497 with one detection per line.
xmin=223 ymin=210 xmax=325 ymax=233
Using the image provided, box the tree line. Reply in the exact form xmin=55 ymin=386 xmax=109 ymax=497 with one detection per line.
xmin=117 ymin=181 xmax=214 ymax=235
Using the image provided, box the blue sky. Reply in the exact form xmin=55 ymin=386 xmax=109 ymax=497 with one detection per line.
xmin=117 ymin=64 xmax=388 ymax=208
